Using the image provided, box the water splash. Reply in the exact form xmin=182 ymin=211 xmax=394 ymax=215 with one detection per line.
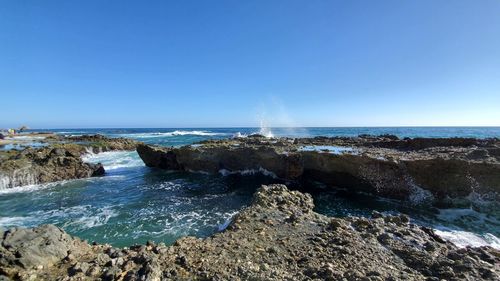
xmin=434 ymin=228 xmax=500 ymax=249
xmin=82 ymin=151 xmax=145 ymax=171
xmin=406 ymin=175 xmax=434 ymax=205
xmin=0 ymin=167 xmax=38 ymax=190
xmin=258 ymin=119 xmax=274 ymax=138
xmin=232 ymin=132 xmax=247 ymax=138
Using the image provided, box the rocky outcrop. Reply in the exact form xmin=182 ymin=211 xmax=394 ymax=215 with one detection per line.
xmin=0 ymin=135 xmax=141 ymax=189
xmin=0 ymin=225 xmax=91 ymax=270
xmin=137 ymin=136 xmax=500 ymax=204
xmin=0 ymin=145 xmax=105 ymax=189
xmin=61 ymin=134 xmax=140 ymax=153
xmin=1 ymin=185 xmax=498 ymax=280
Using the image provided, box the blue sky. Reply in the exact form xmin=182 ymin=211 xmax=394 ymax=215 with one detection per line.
xmin=1 ymin=0 xmax=499 ymax=128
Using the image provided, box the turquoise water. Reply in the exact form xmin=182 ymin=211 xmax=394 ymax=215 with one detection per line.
xmin=0 ymin=127 xmax=499 ymax=248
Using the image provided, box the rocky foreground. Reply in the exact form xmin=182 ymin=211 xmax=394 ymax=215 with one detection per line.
xmin=0 ymin=135 xmax=140 ymax=189
xmin=137 ymin=135 xmax=500 ymax=205
xmin=0 ymin=185 xmax=498 ymax=280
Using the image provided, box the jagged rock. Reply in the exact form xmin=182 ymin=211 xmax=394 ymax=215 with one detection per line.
xmin=1 ymin=185 xmax=498 ymax=280
xmin=137 ymin=136 xmax=500 ymax=203
xmin=0 ymin=225 xmax=90 ymax=270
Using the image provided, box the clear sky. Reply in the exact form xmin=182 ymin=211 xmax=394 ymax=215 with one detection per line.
xmin=1 ymin=0 xmax=499 ymax=128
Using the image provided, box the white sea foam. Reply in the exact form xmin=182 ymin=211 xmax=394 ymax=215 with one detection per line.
xmin=117 ymin=130 xmax=227 ymax=139
xmin=0 ymin=216 xmax=32 ymax=227
xmin=0 ymin=176 xmax=77 ymax=195
xmin=434 ymin=227 xmax=500 ymax=249
xmin=0 ymin=205 xmax=118 ymax=230
xmin=128 ymin=208 xmax=239 ymax=239
xmin=219 ymin=167 xmax=278 ymax=178
xmin=56 ymin=131 xmax=83 ymax=134
xmin=431 ymin=207 xmax=500 ymax=249
xmin=82 ymin=151 xmax=144 ymax=171
xmin=0 ymin=175 xmax=126 ymax=195
xmin=0 ymin=182 xmax=52 ymax=195
xmin=217 ymin=211 xmax=239 ymax=231
xmin=61 ymin=206 xmax=119 ymax=229
xmin=437 ymin=207 xmax=500 ymax=226
xmin=5 ymin=136 xmax=46 ymax=140
xmin=187 ymin=169 xmax=211 ymax=175
xmin=232 ymin=132 xmax=248 ymax=138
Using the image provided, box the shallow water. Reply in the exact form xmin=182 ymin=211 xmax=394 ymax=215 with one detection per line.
xmin=0 ymin=127 xmax=499 ymax=249
xmin=0 ymin=142 xmax=48 ymax=151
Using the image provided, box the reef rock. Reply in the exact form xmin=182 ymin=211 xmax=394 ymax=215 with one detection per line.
xmin=0 ymin=225 xmax=91 ymax=271
xmin=0 ymin=185 xmax=498 ymax=280
xmin=0 ymin=146 xmax=105 ymax=189
xmin=0 ymin=135 xmax=140 ymax=189
xmin=137 ymin=136 xmax=500 ymax=204
xmin=61 ymin=134 xmax=140 ymax=153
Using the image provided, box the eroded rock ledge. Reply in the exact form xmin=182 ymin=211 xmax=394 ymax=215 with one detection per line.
xmin=0 ymin=185 xmax=498 ymax=280
xmin=137 ymin=135 xmax=500 ymax=204
xmin=0 ymin=135 xmax=141 ymax=189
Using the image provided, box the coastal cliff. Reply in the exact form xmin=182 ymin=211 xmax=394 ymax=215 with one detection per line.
xmin=0 ymin=185 xmax=498 ymax=280
xmin=137 ymin=135 xmax=500 ymax=205
xmin=0 ymin=135 xmax=140 ymax=189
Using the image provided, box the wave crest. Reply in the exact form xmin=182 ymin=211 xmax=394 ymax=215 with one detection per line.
xmin=119 ymin=130 xmax=227 ymax=138
xmin=82 ymin=151 xmax=144 ymax=171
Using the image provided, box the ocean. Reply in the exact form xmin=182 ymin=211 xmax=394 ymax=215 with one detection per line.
xmin=0 ymin=127 xmax=499 ymax=248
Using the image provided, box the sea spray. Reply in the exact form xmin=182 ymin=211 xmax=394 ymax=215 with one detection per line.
xmin=0 ymin=167 xmax=38 ymax=190
xmin=258 ymin=119 xmax=274 ymax=138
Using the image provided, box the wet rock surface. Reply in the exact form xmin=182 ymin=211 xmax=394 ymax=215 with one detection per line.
xmin=0 ymin=135 xmax=141 ymax=189
xmin=137 ymin=135 xmax=500 ymax=204
xmin=0 ymin=185 xmax=498 ymax=280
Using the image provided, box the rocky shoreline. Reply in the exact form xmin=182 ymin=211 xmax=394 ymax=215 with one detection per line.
xmin=1 ymin=135 xmax=499 ymax=280
xmin=137 ymin=135 xmax=500 ymax=206
xmin=1 ymin=185 xmax=498 ymax=280
xmin=0 ymin=134 xmax=140 ymax=189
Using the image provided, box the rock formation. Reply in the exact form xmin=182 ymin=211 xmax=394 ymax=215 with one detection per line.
xmin=61 ymin=135 xmax=140 ymax=153
xmin=0 ymin=135 xmax=141 ymax=189
xmin=0 ymin=185 xmax=498 ymax=280
xmin=137 ymin=136 xmax=500 ymax=204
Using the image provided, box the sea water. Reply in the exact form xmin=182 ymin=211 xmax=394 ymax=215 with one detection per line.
xmin=0 ymin=127 xmax=499 ymax=248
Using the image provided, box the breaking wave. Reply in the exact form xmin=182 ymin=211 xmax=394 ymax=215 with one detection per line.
xmin=82 ymin=151 xmax=144 ymax=171
xmin=0 ymin=176 xmax=126 ymax=195
xmin=232 ymin=132 xmax=248 ymax=138
xmin=118 ymin=130 xmax=228 ymax=139
xmin=0 ymin=205 xmax=119 ymax=230
xmin=434 ymin=228 xmax=500 ymax=249
xmin=432 ymin=207 xmax=500 ymax=249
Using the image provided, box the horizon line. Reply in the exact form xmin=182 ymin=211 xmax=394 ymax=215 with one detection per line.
xmin=12 ymin=125 xmax=500 ymax=130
